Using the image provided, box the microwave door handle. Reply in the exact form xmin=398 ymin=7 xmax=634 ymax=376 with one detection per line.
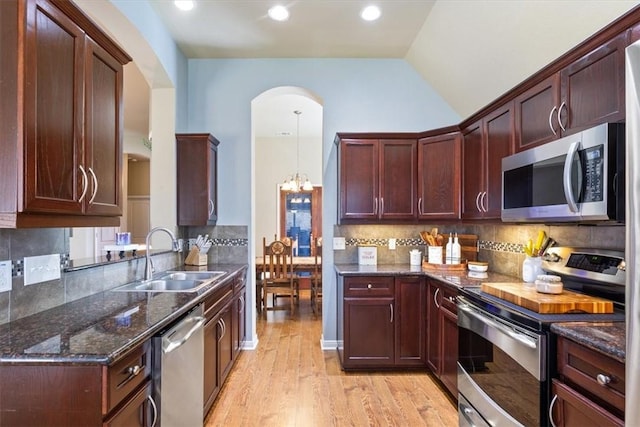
xmin=563 ymin=140 xmax=580 ymax=213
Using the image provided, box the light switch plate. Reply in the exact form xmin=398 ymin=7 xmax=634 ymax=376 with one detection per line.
xmin=333 ymin=237 xmax=346 ymax=250
xmin=24 ymin=254 xmax=61 ymax=286
xmin=0 ymin=260 xmax=11 ymax=293
xmin=388 ymin=238 xmax=396 ymax=250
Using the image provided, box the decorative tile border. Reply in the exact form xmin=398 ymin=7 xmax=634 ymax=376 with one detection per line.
xmin=211 ymin=238 xmax=248 ymax=247
xmin=342 ymin=238 xmax=525 ymax=254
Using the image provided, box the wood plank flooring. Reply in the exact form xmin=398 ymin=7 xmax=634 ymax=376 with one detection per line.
xmin=205 ymin=291 xmax=458 ymax=426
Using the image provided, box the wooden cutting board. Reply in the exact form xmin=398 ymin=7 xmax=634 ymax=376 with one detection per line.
xmin=481 ymin=283 xmax=614 ymax=314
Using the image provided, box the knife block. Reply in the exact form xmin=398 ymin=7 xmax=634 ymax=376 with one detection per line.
xmin=184 ymin=247 xmax=207 ymax=266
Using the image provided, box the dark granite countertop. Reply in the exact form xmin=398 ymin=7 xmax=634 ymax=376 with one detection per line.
xmin=0 ymin=263 xmax=247 ymax=365
xmin=334 ymin=263 xmax=518 ymax=289
xmin=551 ymin=321 xmax=626 ymax=363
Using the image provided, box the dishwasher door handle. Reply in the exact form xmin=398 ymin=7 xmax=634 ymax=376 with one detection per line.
xmin=163 ymin=316 xmax=206 ymax=354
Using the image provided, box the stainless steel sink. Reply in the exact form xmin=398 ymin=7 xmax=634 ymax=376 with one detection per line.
xmin=111 ymin=271 xmax=227 ymax=293
xmin=159 ymin=271 xmax=226 ymax=281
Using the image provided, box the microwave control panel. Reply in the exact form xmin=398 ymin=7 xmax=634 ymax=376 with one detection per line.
xmin=582 ymin=145 xmax=603 ymax=202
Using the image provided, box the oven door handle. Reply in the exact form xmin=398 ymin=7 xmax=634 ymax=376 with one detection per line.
xmin=458 ymin=299 xmax=538 ymax=350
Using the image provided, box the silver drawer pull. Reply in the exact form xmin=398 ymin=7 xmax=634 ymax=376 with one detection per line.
xmin=597 ymin=373 xmax=611 ymax=386
xmin=367 ymin=283 xmax=372 ymax=289
xmin=127 ymin=365 xmax=142 ymax=377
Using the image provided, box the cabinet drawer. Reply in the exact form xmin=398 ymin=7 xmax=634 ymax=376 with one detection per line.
xmin=557 ymin=337 xmax=624 ymax=416
xmin=203 ymin=282 xmax=233 ymax=319
xmin=551 ymin=379 xmax=623 ymax=427
xmin=105 ymin=340 xmax=151 ymax=415
xmin=344 ymin=276 xmax=394 ymax=297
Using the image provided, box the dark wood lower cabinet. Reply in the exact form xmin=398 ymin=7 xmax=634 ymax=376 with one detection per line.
xmin=104 ymin=382 xmax=155 ymax=427
xmin=426 ymin=279 xmax=458 ymax=397
xmin=341 ymin=275 xmax=426 ymax=369
xmin=551 ymin=380 xmax=623 ymax=427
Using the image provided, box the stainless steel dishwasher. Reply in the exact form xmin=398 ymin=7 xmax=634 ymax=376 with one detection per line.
xmin=153 ymin=303 xmax=205 ymax=427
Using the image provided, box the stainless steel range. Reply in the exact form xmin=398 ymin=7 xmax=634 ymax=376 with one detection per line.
xmin=457 ymin=247 xmax=625 ymax=427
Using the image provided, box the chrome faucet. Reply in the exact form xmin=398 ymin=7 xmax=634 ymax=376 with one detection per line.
xmin=144 ymin=227 xmax=180 ymax=281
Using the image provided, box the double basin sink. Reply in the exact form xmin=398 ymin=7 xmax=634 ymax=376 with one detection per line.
xmin=112 ymin=271 xmax=227 ymax=293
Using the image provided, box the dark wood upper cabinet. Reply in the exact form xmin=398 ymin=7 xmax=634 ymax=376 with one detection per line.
xmin=176 ymin=133 xmax=220 ymax=226
xmin=515 ymin=33 xmax=626 ymax=151
xmin=0 ymin=0 xmax=130 ymax=228
xmin=462 ymin=103 xmax=514 ymax=219
xmin=337 ymin=137 xmax=416 ymax=222
xmin=417 ymin=133 xmax=461 ymax=219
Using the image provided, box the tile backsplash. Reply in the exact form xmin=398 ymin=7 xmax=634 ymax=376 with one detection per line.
xmin=0 ymin=225 xmax=248 ymax=326
xmin=334 ymin=223 xmax=625 ymax=278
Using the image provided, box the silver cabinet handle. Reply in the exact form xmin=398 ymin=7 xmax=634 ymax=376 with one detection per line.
xmin=127 ymin=365 xmax=142 ymax=377
xmin=557 ymin=101 xmax=567 ymax=132
xmin=239 ymin=295 xmax=245 ymax=312
xmin=447 ymin=296 xmax=456 ymax=303
xmin=373 ymin=197 xmax=378 ymax=215
xmin=367 ymin=283 xmax=372 ymax=289
xmin=475 ymin=192 xmax=482 ymax=212
xmin=596 ymin=373 xmax=611 ymax=386
xmin=433 ymin=287 xmax=440 ymax=308
xmin=418 ymin=197 xmax=423 ymax=215
xmin=88 ymin=167 xmax=98 ymax=204
xmin=208 ymin=199 xmax=214 ymax=217
xmin=147 ymin=395 xmax=158 ymax=427
xmin=480 ymin=191 xmax=488 ymax=212
xmin=549 ymin=105 xmax=558 ymax=135
xmin=78 ymin=165 xmax=88 ymax=202
xmin=380 ymin=197 xmax=384 ymax=215
xmin=549 ymin=394 xmax=558 ymax=427
xmin=389 ymin=303 xmax=393 ymax=323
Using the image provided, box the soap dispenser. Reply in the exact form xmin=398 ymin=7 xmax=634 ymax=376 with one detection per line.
xmin=445 ymin=233 xmax=453 ymax=264
xmin=452 ymin=233 xmax=461 ymax=264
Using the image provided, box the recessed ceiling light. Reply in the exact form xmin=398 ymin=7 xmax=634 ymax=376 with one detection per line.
xmin=174 ymin=1 xmax=195 ymax=11
xmin=268 ymin=5 xmax=289 ymax=21
xmin=361 ymin=5 xmax=381 ymax=21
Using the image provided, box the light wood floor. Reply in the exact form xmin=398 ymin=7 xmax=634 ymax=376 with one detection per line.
xmin=205 ymin=291 xmax=458 ymax=426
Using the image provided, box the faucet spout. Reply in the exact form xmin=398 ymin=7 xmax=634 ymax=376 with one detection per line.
xmin=144 ymin=227 xmax=179 ymax=281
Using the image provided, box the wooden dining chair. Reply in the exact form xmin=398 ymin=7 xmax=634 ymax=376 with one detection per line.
xmin=311 ymin=237 xmax=322 ymax=315
xmin=260 ymin=237 xmax=299 ymax=313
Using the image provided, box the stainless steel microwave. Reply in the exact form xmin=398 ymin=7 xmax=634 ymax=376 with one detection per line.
xmin=501 ymin=123 xmax=625 ymax=223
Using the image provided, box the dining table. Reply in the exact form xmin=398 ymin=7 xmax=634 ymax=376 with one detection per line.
xmin=255 ymin=256 xmax=320 ymax=277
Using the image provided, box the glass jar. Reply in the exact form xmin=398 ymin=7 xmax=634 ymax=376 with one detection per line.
xmin=522 ymin=256 xmax=543 ymax=283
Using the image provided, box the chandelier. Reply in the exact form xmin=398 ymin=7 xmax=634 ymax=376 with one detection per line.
xmin=282 ymin=110 xmax=313 ymax=192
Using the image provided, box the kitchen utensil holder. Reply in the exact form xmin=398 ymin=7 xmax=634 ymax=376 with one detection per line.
xmin=184 ymin=247 xmax=208 ymax=266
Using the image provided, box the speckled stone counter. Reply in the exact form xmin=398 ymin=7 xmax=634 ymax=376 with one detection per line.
xmin=551 ymin=321 xmax=625 ymax=363
xmin=334 ymin=263 xmax=518 ymax=289
xmin=0 ymin=263 xmax=247 ymax=365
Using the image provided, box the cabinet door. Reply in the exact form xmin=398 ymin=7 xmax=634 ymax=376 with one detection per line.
xmin=379 ymin=139 xmax=417 ymax=220
xmin=551 ymin=380 xmax=623 ymax=427
xmin=84 ymin=37 xmax=123 ymax=216
xmin=218 ymin=304 xmax=234 ymax=384
xmin=339 ymin=139 xmax=379 ymax=220
xmin=484 ymin=103 xmax=514 ymax=218
xmin=104 ymin=382 xmax=155 ymax=427
xmin=417 ymin=133 xmax=461 ymax=219
xmin=233 ymin=288 xmax=246 ymax=358
xmin=23 ymin=0 xmax=85 ymax=214
xmin=440 ymin=307 xmax=458 ymax=397
xmin=426 ymin=281 xmax=441 ymax=374
xmin=461 ymin=122 xmax=484 ymax=219
xmin=176 ymin=133 xmax=220 ymax=226
xmin=559 ymin=33 xmax=625 ymax=135
xmin=514 ymin=74 xmax=561 ymax=151
xmin=203 ymin=317 xmax=220 ymax=413
xmin=208 ymin=139 xmax=218 ymax=223
xmin=343 ymin=297 xmax=394 ymax=368
xmin=394 ymin=276 xmax=425 ymax=366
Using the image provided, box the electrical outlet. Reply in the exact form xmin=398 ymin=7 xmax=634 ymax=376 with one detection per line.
xmin=24 ymin=254 xmax=61 ymax=286
xmin=333 ymin=237 xmax=346 ymax=250
xmin=0 ymin=260 xmax=11 ymax=293
xmin=388 ymin=238 xmax=396 ymax=250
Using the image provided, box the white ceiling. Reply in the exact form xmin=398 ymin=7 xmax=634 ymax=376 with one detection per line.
xmin=101 ymin=0 xmax=640 ymax=142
